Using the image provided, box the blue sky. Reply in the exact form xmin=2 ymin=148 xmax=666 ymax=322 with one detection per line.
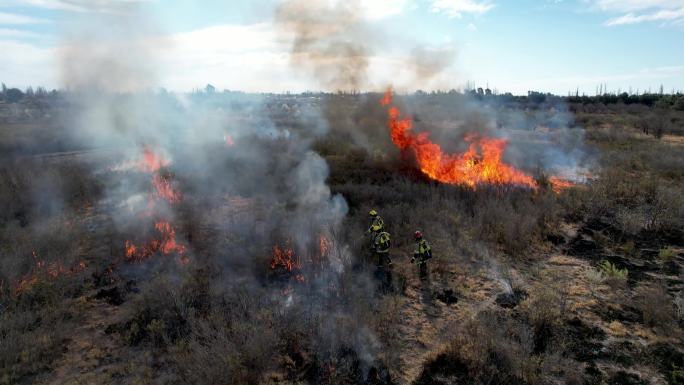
xmin=0 ymin=0 xmax=683 ymax=94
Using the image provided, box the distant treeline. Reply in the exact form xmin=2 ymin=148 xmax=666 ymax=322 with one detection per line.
xmin=2 ymin=82 xmax=684 ymax=111
xmin=0 ymin=84 xmax=59 ymax=103
xmin=430 ymin=89 xmax=684 ymax=111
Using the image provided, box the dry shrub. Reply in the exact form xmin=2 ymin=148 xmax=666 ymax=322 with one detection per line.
xmin=583 ymin=129 xmax=684 ymax=238
xmin=633 ymin=283 xmax=675 ymax=330
xmin=520 ymin=285 xmax=566 ymax=354
xmin=120 ymin=275 xmax=199 ymax=347
xmin=0 ymin=158 xmax=101 ymax=225
xmin=416 ymin=310 xmax=551 ymax=385
xmin=173 ymin=306 xmax=278 ymax=385
xmin=471 ymin=190 xmax=560 ymax=258
xmin=0 ymin=213 xmax=91 ymax=309
xmin=0 ymin=293 xmax=79 ymax=384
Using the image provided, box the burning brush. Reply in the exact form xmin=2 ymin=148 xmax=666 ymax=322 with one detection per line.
xmin=380 ymin=89 xmax=575 ymax=192
xmin=270 ymin=243 xmax=305 ymax=283
xmin=268 ymin=235 xmax=334 ymax=287
xmin=122 ymin=147 xmax=189 ymax=266
xmin=7 ymin=251 xmax=87 ymax=297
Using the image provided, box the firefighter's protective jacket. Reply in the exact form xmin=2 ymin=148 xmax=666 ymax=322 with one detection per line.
xmin=374 ymin=231 xmax=391 ymax=253
xmin=413 ymin=239 xmax=432 ymax=264
xmin=368 ymin=215 xmax=384 ymax=233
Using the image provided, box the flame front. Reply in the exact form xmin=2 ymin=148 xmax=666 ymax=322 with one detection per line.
xmin=271 ymin=244 xmax=305 ymax=283
xmin=10 ymin=251 xmax=87 ymax=296
xmin=381 ymin=89 xmax=538 ymax=189
xmin=124 ymin=147 xmax=188 ymax=265
xmin=125 ymin=220 xmax=187 ymax=262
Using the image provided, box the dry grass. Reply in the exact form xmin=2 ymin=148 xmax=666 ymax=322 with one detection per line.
xmin=1 ymin=95 xmax=683 ymax=384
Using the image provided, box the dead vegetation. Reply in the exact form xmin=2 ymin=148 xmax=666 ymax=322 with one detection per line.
xmin=0 ymin=93 xmax=683 ymax=385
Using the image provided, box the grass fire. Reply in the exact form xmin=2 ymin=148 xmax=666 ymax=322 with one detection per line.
xmin=1 ymin=1 xmax=683 ymax=385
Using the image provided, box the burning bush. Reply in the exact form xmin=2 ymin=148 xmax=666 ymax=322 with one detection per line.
xmin=379 ymin=90 xmax=574 ymax=192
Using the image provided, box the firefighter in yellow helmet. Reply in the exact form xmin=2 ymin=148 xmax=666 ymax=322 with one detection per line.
xmin=411 ymin=231 xmax=432 ymax=277
xmin=367 ymin=209 xmax=384 ymax=234
xmin=367 ymin=209 xmax=385 ymax=252
xmin=374 ymin=230 xmax=392 ymax=267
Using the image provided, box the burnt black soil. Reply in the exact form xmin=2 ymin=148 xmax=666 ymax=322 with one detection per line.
xmin=564 ymin=317 xmax=606 ymax=362
xmin=495 ymin=288 xmax=528 ymax=309
xmin=94 ymin=281 xmax=138 ymax=306
xmin=648 ymin=343 xmax=684 ymax=385
xmin=435 ymin=289 xmax=458 ymax=305
xmin=565 ymin=218 xmax=683 ymax=287
xmin=607 ymin=370 xmax=648 ymax=385
xmin=412 ymin=353 xmax=468 ymax=385
xmin=593 ymin=303 xmax=643 ymax=324
xmin=292 ymin=345 xmax=394 ymax=385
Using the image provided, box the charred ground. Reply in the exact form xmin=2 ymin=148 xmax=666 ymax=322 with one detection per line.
xmin=1 ymin=91 xmax=683 ymax=385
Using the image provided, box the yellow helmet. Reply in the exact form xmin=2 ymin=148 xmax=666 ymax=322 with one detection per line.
xmin=369 ymin=209 xmax=378 ymax=217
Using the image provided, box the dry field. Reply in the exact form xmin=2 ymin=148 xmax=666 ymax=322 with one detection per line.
xmin=1 ymin=93 xmax=683 ymax=385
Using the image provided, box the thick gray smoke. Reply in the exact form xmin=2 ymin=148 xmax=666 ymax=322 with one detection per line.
xmin=275 ymin=0 xmax=458 ymax=92
xmin=409 ymin=45 xmax=458 ymax=83
xmin=55 ymin=3 xmax=350 ymax=278
xmin=273 ymin=0 xmax=589 ymax=180
xmin=275 ymin=0 xmax=371 ymax=91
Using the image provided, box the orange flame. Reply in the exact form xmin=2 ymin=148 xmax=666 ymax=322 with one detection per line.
xmin=271 ymin=244 xmax=299 ymax=271
xmin=381 ymin=90 xmax=537 ymax=189
xmin=11 ymin=253 xmax=87 ymax=296
xmin=139 ymin=146 xmax=169 ymax=173
xmin=270 ymin=244 xmax=305 ymax=283
xmin=548 ymin=176 xmax=575 ymax=194
xmin=125 ymin=220 xmax=187 ymax=262
xmin=319 ymin=236 xmax=331 ymax=257
xmin=123 ymin=147 xmax=188 ymax=265
xmin=152 ymin=174 xmax=182 ymax=204
xmin=381 ymin=90 xmax=574 ymax=191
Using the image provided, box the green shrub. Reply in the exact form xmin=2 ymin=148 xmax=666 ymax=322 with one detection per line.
xmin=658 ymin=247 xmax=677 ymax=263
xmin=598 ymin=261 xmax=628 ymax=281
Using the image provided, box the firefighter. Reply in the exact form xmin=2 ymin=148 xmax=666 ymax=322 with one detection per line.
xmin=367 ymin=209 xmax=384 ymax=235
xmin=374 ymin=230 xmax=392 ymax=267
xmin=411 ymin=231 xmax=432 ymax=277
xmin=367 ymin=209 xmax=385 ymax=252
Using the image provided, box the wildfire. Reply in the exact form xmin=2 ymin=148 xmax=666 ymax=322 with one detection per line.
xmin=140 ymin=146 xmax=169 ymax=173
xmin=124 ymin=221 xmax=187 ymax=262
xmin=319 ymin=236 xmax=331 ymax=257
xmin=123 ymin=147 xmax=188 ymax=265
xmin=380 ymin=89 xmax=574 ymax=191
xmin=152 ymin=174 xmax=181 ymax=204
xmin=269 ymin=236 xmax=334 ymax=286
xmin=548 ymin=176 xmax=575 ymax=194
xmin=10 ymin=251 xmax=87 ymax=296
xmin=310 ymin=235 xmax=332 ymax=271
xmin=271 ymin=243 xmax=305 ymax=283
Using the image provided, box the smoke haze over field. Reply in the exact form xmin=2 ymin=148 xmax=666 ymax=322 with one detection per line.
xmin=3 ymin=1 xmax=683 ymax=94
xmin=3 ymin=2 xmax=684 ymax=385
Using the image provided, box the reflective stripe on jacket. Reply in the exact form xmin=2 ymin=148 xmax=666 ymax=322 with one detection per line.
xmin=414 ymin=239 xmax=431 ymax=257
xmin=374 ymin=231 xmax=391 ymax=253
xmin=369 ymin=216 xmax=384 ymax=233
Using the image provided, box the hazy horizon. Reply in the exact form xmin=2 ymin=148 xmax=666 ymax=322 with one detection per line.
xmin=1 ymin=0 xmax=683 ymax=95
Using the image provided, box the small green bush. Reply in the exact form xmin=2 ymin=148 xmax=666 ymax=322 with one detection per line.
xmin=658 ymin=247 xmax=677 ymax=263
xmin=598 ymin=260 xmax=628 ymax=281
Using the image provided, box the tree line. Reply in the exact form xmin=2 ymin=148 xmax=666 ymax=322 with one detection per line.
xmin=2 ymin=82 xmax=684 ymax=111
